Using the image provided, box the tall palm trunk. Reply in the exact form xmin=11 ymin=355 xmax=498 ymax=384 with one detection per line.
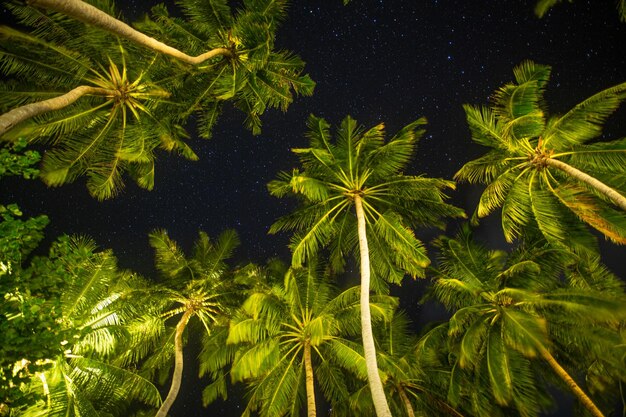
xmin=155 ymin=308 xmax=194 ymax=417
xmin=546 ymin=157 xmax=626 ymax=211
xmin=27 ymin=0 xmax=233 ymax=65
xmin=354 ymin=195 xmax=393 ymax=417
xmin=303 ymin=339 xmax=317 ymax=417
xmin=540 ymin=347 xmax=605 ymax=417
xmin=397 ymin=386 xmax=415 ymax=417
xmin=0 ymin=85 xmax=115 ymax=137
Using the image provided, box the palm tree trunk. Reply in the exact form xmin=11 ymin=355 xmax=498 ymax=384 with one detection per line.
xmin=27 ymin=0 xmax=233 ymax=65
xmin=155 ymin=308 xmax=194 ymax=417
xmin=354 ymin=195 xmax=393 ymax=417
xmin=397 ymin=386 xmax=415 ymax=417
xmin=546 ymin=158 xmax=626 ymax=211
xmin=303 ymin=339 xmax=317 ymax=417
xmin=0 ymin=85 xmax=115 ymax=137
xmin=540 ymin=347 xmax=605 ymax=417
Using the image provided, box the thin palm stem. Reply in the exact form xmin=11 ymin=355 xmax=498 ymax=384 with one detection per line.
xmin=354 ymin=195 xmax=392 ymax=417
xmin=303 ymin=340 xmax=317 ymax=417
xmin=540 ymin=347 xmax=605 ymax=417
xmin=0 ymin=85 xmax=116 ymax=137
xmin=398 ymin=385 xmax=416 ymax=417
xmin=546 ymin=158 xmax=626 ymax=211
xmin=155 ymin=308 xmax=193 ymax=417
xmin=29 ymin=0 xmax=234 ymax=65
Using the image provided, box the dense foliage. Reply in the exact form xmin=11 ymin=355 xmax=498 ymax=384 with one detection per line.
xmin=1 ymin=1 xmax=625 ymax=417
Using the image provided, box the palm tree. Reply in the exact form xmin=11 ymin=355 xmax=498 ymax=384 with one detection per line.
xmin=134 ymin=0 xmax=315 ymax=136
xmin=207 ymin=259 xmax=396 ymax=417
xmin=268 ymin=114 xmax=465 ymax=417
xmin=0 ymin=1 xmax=189 ymax=200
xmin=26 ymin=0 xmax=315 ymax=137
xmin=130 ymin=229 xmax=242 ymax=417
xmin=455 ymin=61 xmax=626 ymax=252
xmin=534 ymin=0 xmax=626 ymax=22
xmin=11 ymin=235 xmax=160 ymax=417
xmin=430 ymin=226 xmax=626 ymax=417
xmin=1 ymin=0 xmax=314 ymax=197
xmin=371 ymin=311 xmax=464 ymax=417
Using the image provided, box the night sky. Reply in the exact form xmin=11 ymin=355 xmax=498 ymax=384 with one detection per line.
xmin=3 ymin=0 xmax=626 ymax=415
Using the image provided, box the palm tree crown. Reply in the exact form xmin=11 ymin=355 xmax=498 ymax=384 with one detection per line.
xmin=455 ymin=60 xmax=626 ymax=252
xmin=222 ymin=260 xmax=394 ymax=417
xmin=134 ymin=0 xmax=315 ymax=136
xmin=430 ymin=226 xmax=626 ymax=417
xmin=269 ymin=114 xmax=464 ymax=284
xmin=268 ymin=114 xmax=464 ymax=417
xmin=117 ymin=229 xmax=242 ymax=417
xmin=0 ymin=1 xmax=190 ymax=199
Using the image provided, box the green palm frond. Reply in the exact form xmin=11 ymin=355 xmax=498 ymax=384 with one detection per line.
xmin=558 ymin=138 xmax=626 ymax=187
xmin=550 ymin=182 xmax=626 ymax=244
xmin=453 ymin=148 xmax=512 ymax=184
xmin=431 ymin=226 xmax=625 ymax=416
xmin=500 ymin=173 xmax=534 ymax=242
xmin=458 ymin=61 xmax=626 ymax=248
xmin=529 ymin=182 xmax=598 ymax=251
xmin=367 ymin=118 xmax=425 ymax=179
xmin=543 ymin=82 xmax=626 ymax=148
xmin=371 ymin=210 xmax=429 ymax=277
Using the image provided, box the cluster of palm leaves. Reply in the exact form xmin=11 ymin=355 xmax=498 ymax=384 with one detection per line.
xmin=0 ymin=0 xmax=313 ymax=200
xmin=1 ymin=1 xmax=626 ymax=417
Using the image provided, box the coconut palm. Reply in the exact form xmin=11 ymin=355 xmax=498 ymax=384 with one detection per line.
xmin=206 ymin=259 xmax=396 ymax=417
xmin=268 ymin=114 xmax=465 ymax=417
xmin=26 ymin=0 xmax=315 ymax=137
xmin=134 ymin=0 xmax=315 ymax=136
xmin=10 ymin=235 xmax=160 ymax=417
xmin=455 ymin=61 xmax=626 ymax=252
xmin=0 ymin=1 xmax=189 ymax=200
xmin=341 ymin=309 xmax=464 ymax=417
xmin=534 ymin=0 xmax=626 ymax=22
xmin=430 ymin=226 xmax=626 ymax=417
xmin=127 ymin=229 xmax=242 ymax=417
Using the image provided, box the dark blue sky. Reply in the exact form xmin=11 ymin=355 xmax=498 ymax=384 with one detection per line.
xmin=3 ymin=0 xmax=625 ymax=415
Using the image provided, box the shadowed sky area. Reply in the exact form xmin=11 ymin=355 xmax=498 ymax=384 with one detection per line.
xmin=2 ymin=0 xmax=626 ymax=415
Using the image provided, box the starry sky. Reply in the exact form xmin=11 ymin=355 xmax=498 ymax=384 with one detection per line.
xmin=2 ymin=0 xmax=626 ymax=415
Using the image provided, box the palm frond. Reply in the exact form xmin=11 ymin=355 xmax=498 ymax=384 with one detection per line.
xmin=148 ymin=229 xmax=191 ymax=281
xmin=543 ymin=82 xmax=626 ymax=148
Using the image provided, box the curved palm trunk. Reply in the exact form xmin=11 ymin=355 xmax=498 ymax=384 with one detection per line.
xmin=303 ymin=340 xmax=317 ymax=417
xmin=155 ymin=308 xmax=194 ymax=417
xmin=546 ymin=158 xmax=626 ymax=211
xmin=27 ymin=0 xmax=233 ymax=65
xmin=397 ymin=386 xmax=415 ymax=417
xmin=0 ymin=85 xmax=115 ymax=137
xmin=354 ymin=195 xmax=393 ymax=417
xmin=540 ymin=347 xmax=605 ymax=417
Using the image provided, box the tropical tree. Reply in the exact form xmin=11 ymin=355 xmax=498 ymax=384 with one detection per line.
xmin=455 ymin=60 xmax=626 ymax=252
xmin=134 ymin=0 xmax=315 ymax=136
xmin=3 ymin=235 xmax=160 ymax=417
xmin=121 ymin=229 xmax=242 ymax=417
xmin=345 ymin=310 xmax=463 ymax=417
xmin=219 ymin=259 xmax=396 ymax=417
xmin=1 ymin=0 xmax=313 ymax=198
xmin=0 ymin=0 xmax=190 ymax=200
xmin=534 ymin=0 xmax=626 ymax=22
xmin=429 ymin=226 xmax=626 ymax=417
xmin=25 ymin=0 xmax=315 ymax=137
xmin=268 ymin=114 xmax=465 ymax=417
